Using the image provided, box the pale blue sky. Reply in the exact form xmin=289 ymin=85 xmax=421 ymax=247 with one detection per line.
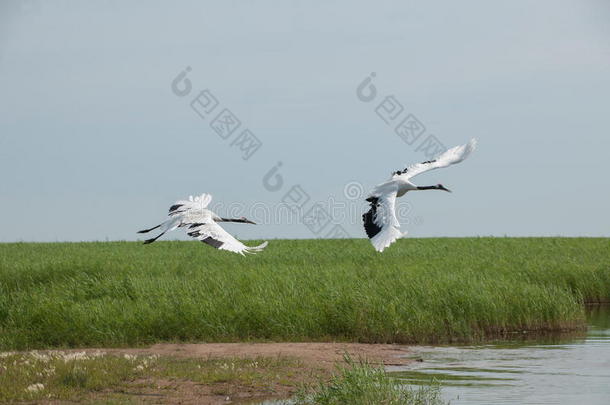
xmin=1 ymin=0 xmax=609 ymax=242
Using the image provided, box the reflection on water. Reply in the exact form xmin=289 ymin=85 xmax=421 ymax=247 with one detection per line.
xmin=390 ymin=306 xmax=610 ymax=405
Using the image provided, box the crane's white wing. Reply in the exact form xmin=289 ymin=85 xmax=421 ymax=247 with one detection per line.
xmin=397 ymin=138 xmax=477 ymax=180
xmin=168 ymin=193 xmax=212 ymax=217
xmin=185 ymin=221 xmax=268 ymax=255
xmin=362 ymin=189 xmax=406 ymax=252
xmin=138 ymin=193 xmax=214 ymax=243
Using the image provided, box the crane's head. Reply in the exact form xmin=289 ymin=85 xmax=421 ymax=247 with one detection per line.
xmin=239 ymin=216 xmax=257 ymax=224
xmin=437 ymin=184 xmax=452 ymax=193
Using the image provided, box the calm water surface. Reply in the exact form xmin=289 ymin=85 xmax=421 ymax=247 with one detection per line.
xmin=390 ymin=306 xmax=610 ymax=405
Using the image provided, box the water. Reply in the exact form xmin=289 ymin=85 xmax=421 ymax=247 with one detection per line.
xmin=390 ymin=306 xmax=610 ymax=405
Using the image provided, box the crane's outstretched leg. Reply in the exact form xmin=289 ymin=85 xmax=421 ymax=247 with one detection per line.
xmin=138 ymin=217 xmax=182 ymax=244
xmin=143 ymin=231 xmax=166 ymax=244
xmin=137 ymin=224 xmax=162 ymax=234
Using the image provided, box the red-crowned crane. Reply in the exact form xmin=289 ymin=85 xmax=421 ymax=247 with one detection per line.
xmin=363 ymin=139 xmax=477 ymax=252
xmin=138 ymin=193 xmax=268 ymax=255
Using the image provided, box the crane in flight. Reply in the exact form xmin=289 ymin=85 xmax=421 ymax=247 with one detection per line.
xmin=363 ymin=139 xmax=477 ymax=252
xmin=138 ymin=193 xmax=268 ymax=255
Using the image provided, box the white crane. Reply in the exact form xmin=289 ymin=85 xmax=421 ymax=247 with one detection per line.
xmin=138 ymin=193 xmax=268 ymax=255
xmin=363 ymin=139 xmax=477 ymax=252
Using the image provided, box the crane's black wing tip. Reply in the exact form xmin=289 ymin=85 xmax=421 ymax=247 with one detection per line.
xmin=362 ymin=197 xmax=382 ymax=239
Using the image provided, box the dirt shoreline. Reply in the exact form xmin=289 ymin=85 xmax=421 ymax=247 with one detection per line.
xmin=24 ymin=343 xmax=413 ymax=404
xmin=104 ymin=342 xmax=414 ymax=369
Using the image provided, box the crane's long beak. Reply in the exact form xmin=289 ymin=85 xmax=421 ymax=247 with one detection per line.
xmin=439 ymin=185 xmax=452 ymax=193
xmin=244 ymin=219 xmax=256 ymax=224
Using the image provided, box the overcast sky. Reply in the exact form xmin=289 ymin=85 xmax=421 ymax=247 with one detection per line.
xmin=1 ymin=0 xmax=609 ymax=242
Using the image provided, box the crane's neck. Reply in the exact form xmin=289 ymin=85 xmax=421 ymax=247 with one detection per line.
xmin=417 ymin=184 xmax=451 ymax=192
xmin=220 ymin=218 xmax=248 ymax=223
xmin=219 ymin=217 xmax=257 ymax=224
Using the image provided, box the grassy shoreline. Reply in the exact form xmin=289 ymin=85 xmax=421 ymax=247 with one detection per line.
xmin=1 ymin=238 xmax=608 ymax=350
xmin=0 ymin=350 xmax=444 ymax=404
xmin=0 ymin=350 xmax=306 ymax=403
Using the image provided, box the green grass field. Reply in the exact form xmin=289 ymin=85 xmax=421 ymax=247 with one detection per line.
xmin=1 ymin=238 xmax=608 ymax=350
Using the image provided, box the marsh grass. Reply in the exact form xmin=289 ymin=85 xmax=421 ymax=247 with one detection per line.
xmin=295 ymin=355 xmax=445 ymax=405
xmin=0 ymin=351 xmax=149 ymax=402
xmin=0 ymin=351 xmax=299 ymax=402
xmin=0 ymin=238 xmax=608 ymax=349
